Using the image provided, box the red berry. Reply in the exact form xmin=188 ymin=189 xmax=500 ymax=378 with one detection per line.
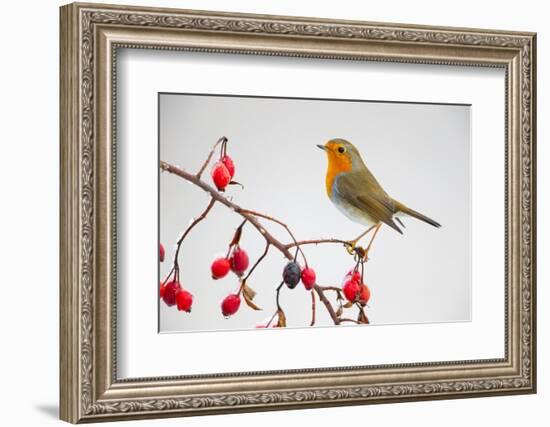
xmin=176 ymin=289 xmax=193 ymax=312
xmin=301 ymin=267 xmax=316 ymax=290
xmin=230 ymin=247 xmax=249 ymax=275
xmin=159 ymin=283 xmax=166 ymax=299
xmin=211 ymin=257 xmax=231 ymax=279
xmin=358 ymin=284 xmax=371 ymax=306
xmin=221 ymin=294 xmax=241 ymax=317
xmin=162 ymin=280 xmax=181 ymax=306
xmin=159 ymin=244 xmax=165 ymax=262
xmin=342 ymin=279 xmax=360 ymax=302
xmin=221 ymin=155 xmax=235 ymax=178
xmin=211 ymin=161 xmax=231 ymax=190
xmin=345 ymin=269 xmax=361 ymax=284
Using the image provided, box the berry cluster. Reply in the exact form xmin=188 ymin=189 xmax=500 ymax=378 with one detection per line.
xmin=211 ymin=247 xmax=250 ymax=318
xmin=210 ymin=138 xmax=236 ymax=191
xmin=210 ymin=221 xmax=252 ymax=317
xmin=211 ymin=246 xmax=250 ymax=279
xmin=342 ymin=269 xmax=371 ymax=306
xmin=159 ymin=242 xmax=194 ymax=312
xmin=159 ymin=280 xmax=194 ymax=312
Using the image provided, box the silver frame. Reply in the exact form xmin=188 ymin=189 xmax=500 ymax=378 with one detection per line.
xmin=60 ymin=2 xmax=536 ymax=423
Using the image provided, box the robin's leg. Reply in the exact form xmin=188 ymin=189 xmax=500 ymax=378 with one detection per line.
xmin=346 ymin=225 xmax=376 ymax=255
xmin=362 ymin=223 xmax=382 ymax=260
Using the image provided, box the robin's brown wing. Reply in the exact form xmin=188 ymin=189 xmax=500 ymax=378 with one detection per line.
xmin=334 ymin=173 xmax=403 ymax=234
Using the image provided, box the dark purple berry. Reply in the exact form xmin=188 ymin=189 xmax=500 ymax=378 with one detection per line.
xmin=283 ymin=262 xmax=301 ymax=289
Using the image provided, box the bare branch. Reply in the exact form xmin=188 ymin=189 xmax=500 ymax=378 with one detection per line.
xmin=161 ymin=155 xmax=369 ymax=327
xmin=162 ymin=160 xmax=293 ymax=260
xmin=317 ymin=285 xmax=343 ymax=293
xmin=313 ymin=284 xmax=341 ymax=325
xmin=286 ymin=238 xmax=352 ymax=249
xmin=241 ymin=209 xmax=308 ymax=265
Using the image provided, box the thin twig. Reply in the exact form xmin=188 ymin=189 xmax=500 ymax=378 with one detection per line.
xmin=286 ymin=238 xmax=352 ymax=249
xmin=173 ymin=197 xmax=216 ymax=268
xmin=242 ymin=242 xmax=270 ymax=283
xmin=241 ymin=209 xmax=308 ymax=266
xmin=357 ymin=304 xmax=370 ymax=324
xmin=196 ymin=136 xmax=227 ymax=179
xmin=310 ymin=291 xmax=316 ymax=326
xmin=317 ymin=285 xmax=343 ymax=293
xmin=313 ymin=284 xmax=340 ymax=325
xmin=266 ymin=307 xmax=279 ymax=328
xmin=160 ymin=265 xmax=175 ymax=286
xmin=275 ymin=281 xmax=284 ymax=311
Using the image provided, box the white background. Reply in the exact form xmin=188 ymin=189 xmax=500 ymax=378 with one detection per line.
xmin=0 ymin=0 xmax=545 ymax=426
xmin=157 ymin=94 xmax=472 ymax=332
xmin=118 ymin=49 xmax=504 ymax=378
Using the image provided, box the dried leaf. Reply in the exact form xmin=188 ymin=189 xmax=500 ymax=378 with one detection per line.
xmin=277 ymin=309 xmax=286 ymax=328
xmin=243 ymin=292 xmax=262 ymax=311
xmin=357 ymin=309 xmax=369 ymax=324
xmin=355 ymin=246 xmax=366 ymax=259
xmin=230 ymin=221 xmax=246 ymax=246
xmin=229 ymin=180 xmax=244 ymax=189
xmin=230 ymin=227 xmax=243 ymax=246
xmin=343 ymin=301 xmax=354 ymax=309
xmin=242 ymin=282 xmax=256 ymax=300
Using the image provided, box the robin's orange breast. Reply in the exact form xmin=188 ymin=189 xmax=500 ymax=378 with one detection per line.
xmin=325 ymin=155 xmax=353 ymax=197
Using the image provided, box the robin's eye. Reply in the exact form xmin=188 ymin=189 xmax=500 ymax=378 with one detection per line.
xmin=337 ymin=146 xmax=345 ymax=154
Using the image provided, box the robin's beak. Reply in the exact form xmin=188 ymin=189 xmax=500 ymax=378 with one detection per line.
xmin=316 ymin=144 xmax=327 ymax=151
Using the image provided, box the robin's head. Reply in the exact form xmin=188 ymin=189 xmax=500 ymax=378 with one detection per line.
xmin=317 ymin=138 xmax=361 ymax=173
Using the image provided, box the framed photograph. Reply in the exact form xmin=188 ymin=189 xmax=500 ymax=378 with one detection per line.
xmin=60 ymin=2 xmax=537 ymax=423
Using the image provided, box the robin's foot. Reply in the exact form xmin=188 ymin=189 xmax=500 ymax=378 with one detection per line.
xmin=346 ymin=225 xmax=377 ymax=255
xmin=345 ymin=239 xmax=358 ymax=255
xmin=345 ymin=241 xmax=369 ymax=260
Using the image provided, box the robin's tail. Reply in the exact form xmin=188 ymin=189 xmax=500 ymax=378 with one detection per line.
xmin=394 ymin=201 xmax=441 ymax=228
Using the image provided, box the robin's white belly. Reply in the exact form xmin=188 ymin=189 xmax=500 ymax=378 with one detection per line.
xmin=330 ymin=194 xmax=378 ymax=227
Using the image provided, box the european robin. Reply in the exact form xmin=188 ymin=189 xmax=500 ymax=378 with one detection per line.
xmin=317 ymin=138 xmax=440 ymax=256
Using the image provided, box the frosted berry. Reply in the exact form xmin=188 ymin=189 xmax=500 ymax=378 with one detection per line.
xmin=211 ymin=257 xmax=231 ymax=279
xmin=159 ymin=283 xmax=166 ymax=299
xmin=211 ymin=161 xmax=231 ymax=190
xmin=301 ymin=267 xmax=316 ymax=290
xmin=345 ymin=269 xmax=361 ymax=284
xmin=283 ymin=262 xmax=301 ymax=289
xmin=342 ymin=279 xmax=360 ymax=302
xmin=221 ymin=155 xmax=235 ymax=178
xmin=159 ymin=244 xmax=165 ymax=262
xmin=176 ymin=289 xmax=193 ymax=312
xmin=221 ymin=294 xmax=241 ymax=317
xmin=162 ymin=280 xmax=181 ymax=306
xmin=230 ymin=247 xmax=249 ymax=275
xmin=358 ymin=284 xmax=371 ymax=306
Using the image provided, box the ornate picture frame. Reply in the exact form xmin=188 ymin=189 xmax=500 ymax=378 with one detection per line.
xmin=60 ymin=2 xmax=536 ymax=423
